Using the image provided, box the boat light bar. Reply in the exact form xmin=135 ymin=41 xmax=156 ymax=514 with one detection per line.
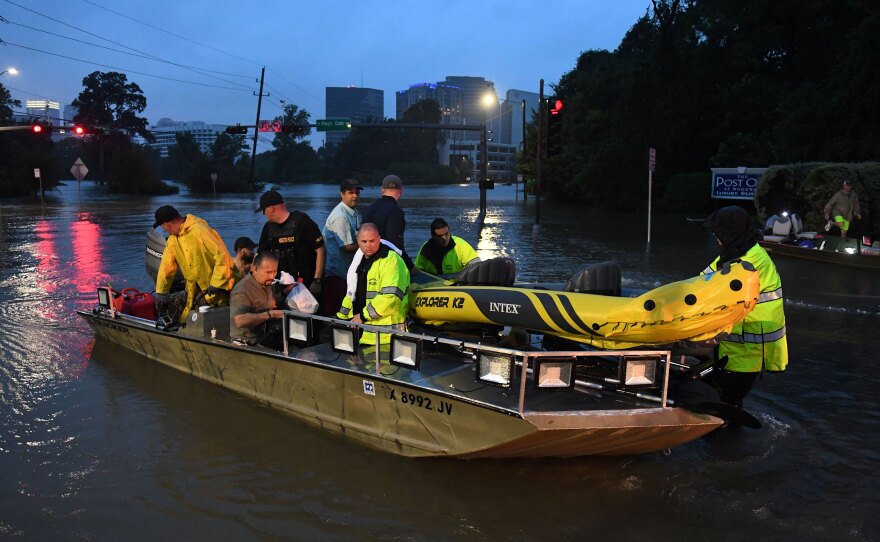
xmin=331 ymin=324 xmax=359 ymax=354
xmin=97 ymin=287 xmax=111 ymax=309
xmin=534 ymin=358 xmax=575 ymax=391
xmin=390 ymin=336 xmax=422 ymax=370
xmin=475 ymin=352 xmax=515 ymax=388
xmin=286 ymin=315 xmax=312 ymax=345
xmin=618 ymin=356 xmax=660 ymax=390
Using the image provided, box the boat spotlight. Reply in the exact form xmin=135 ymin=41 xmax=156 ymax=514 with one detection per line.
xmin=97 ymin=287 xmax=111 ymax=309
xmin=331 ymin=324 xmax=359 ymax=354
xmin=390 ymin=336 xmax=422 ymax=370
xmin=285 ymin=314 xmax=312 ymax=346
xmin=781 ymin=211 xmax=789 ymax=217
xmin=534 ymin=358 xmax=575 ymax=391
xmin=618 ymin=356 xmax=660 ymax=390
xmin=475 ymin=352 xmax=515 ymax=388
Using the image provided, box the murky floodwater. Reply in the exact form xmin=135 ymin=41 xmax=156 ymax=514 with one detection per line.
xmin=0 ymin=182 xmax=877 ymax=541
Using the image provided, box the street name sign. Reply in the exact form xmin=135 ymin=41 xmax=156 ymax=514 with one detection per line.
xmin=316 ymin=119 xmax=352 ymax=132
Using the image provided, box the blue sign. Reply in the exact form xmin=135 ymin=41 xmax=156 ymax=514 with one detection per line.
xmin=710 ymin=168 xmax=766 ymax=200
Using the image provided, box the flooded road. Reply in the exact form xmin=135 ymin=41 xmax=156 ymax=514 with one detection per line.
xmin=0 ymin=182 xmax=877 ymax=540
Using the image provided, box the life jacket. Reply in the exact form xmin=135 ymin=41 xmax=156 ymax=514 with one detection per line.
xmin=703 ymin=244 xmax=788 ymax=372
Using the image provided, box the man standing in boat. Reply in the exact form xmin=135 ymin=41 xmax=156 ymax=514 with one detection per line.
xmin=321 ymin=179 xmax=362 ymax=316
xmin=337 ymin=223 xmax=409 ymax=346
xmin=362 ymin=174 xmax=411 ymax=267
xmin=255 ymin=190 xmax=326 ymax=307
xmin=824 ymin=179 xmax=862 ymax=239
xmin=153 ymin=205 xmax=235 ymax=323
xmin=702 ymin=206 xmax=788 ymax=410
xmin=230 ymin=251 xmax=285 ymax=348
xmin=414 ymin=218 xmax=480 ymax=278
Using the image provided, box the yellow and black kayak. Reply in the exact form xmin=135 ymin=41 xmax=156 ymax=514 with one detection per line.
xmin=410 ymin=262 xmax=760 ymax=349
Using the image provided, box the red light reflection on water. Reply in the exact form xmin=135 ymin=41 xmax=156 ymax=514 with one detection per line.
xmin=71 ymin=214 xmax=110 ymax=297
xmin=34 ymin=219 xmax=59 ymax=295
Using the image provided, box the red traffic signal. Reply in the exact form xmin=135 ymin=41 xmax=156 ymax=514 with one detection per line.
xmin=71 ymin=125 xmax=104 ymax=136
xmin=31 ymin=123 xmax=47 ymax=133
xmin=73 ymin=125 xmax=85 ymax=136
xmin=225 ymin=125 xmax=248 ymax=135
xmin=549 ymin=98 xmax=563 ymax=115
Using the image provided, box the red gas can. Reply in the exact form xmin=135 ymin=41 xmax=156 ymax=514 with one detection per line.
xmin=121 ymin=288 xmax=157 ymax=320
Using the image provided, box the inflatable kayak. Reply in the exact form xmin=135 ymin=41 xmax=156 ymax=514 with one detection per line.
xmin=410 ymin=261 xmax=760 ymax=349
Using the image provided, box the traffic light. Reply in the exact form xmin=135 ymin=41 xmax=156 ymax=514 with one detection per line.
xmin=31 ymin=122 xmax=48 ymax=134
xmin=72 ymin=125 xmax=105 ymax=136
xmin=225 ymin=124 xmax=248 ymax=135
xmin=546 ymin=97 xmax=564 ymax=157
xmin=281 ymin=124 xmax=310 ymax=136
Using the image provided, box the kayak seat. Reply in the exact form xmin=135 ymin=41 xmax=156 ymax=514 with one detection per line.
xmin=455 ymin=257 xmax=516 ymax=286
xmin=564 ymin=261 xmax=621 ymax=296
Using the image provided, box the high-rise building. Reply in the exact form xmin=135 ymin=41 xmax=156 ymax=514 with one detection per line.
xmin=395 ymin=82 xmax=462 ymax=123
xmin=504 ymin=89 xmax=540 ymax=151
xmin=325 ymin=86 xmax=383 ymax=153
xmin=147 ymin=118 xmax=227 ymax=158
xmin=25 ymin=99 xmax=61 ymax=124
xmin=442 ymin=76 xmax=497 ymax=141
xmin=63 ymin=104 xmax=79 ymax=126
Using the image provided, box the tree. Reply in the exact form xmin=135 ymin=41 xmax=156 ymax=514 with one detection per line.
xmin=0 ymin=82 xmax=22 ymax=124
xmin=71 ymin=71 xmax=150 ymax=139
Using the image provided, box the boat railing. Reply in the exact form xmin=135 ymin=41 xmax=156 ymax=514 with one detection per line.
xmin=281 ymin=311 xmax=675 ymax=415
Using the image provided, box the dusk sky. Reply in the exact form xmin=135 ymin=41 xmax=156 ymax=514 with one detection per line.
xmin=2 ymin=0 xmax=651 ymax=148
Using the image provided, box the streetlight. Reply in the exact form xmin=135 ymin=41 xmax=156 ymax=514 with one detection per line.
xmin=0 ymin=67 xmax=19 ymax=77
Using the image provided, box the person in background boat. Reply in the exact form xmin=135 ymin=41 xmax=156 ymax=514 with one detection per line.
xmin=824 ymin=179 xmax=862 ymax=239
xmin=230 ymin=251 xmax=285 ymax=349
xmin=362 ymin=174 xmax=412 ymax=268
xmin=232 ymin=236 xmax=257 ymax=281
xmin=337 ymin=223 xmax=409 ymax=345
xmin=702 ymin=206 xmax=788 ymax=410
xmin=153 ymin=205 xmax=235 ymax=323
xmin=321 ymin=179 xmax=362 ymax=316
xmin=414 ymin=218 xmax=480 ymax=278
xmin=255 ymin=190 xmax=326 ymax=307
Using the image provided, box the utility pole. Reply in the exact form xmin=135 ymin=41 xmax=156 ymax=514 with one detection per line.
xmin=535 ymin=79 xmax=544 ymax=228
xmin=521 ymin=98 xmax=527 ymax=202
xmin=249 ymin=66 xmax=267 ymax=189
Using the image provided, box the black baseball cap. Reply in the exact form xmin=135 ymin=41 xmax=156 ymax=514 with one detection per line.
xmin=152 ymin=205 xmax=182 ymax=229
xmin=255 ymin=190 xmax=284 ymax=213
xmin=234 ymin=236 xmax=258 ymax=252
xmin=340 ymin=179 xmax=362 ymax=191
xmin=381 ymin=174 xmax=402 ymax=189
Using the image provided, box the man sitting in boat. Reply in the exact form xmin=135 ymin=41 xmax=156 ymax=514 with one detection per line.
xmin=153 ymin=205 xmax=235 ymax=323
xmin=413 ymin=218 xmax=480 ymax=279
xmin=824 ymin=179 xmax=862 ymax=239
xmin=702 ymin=206 xmax=789 ymax=409
xmin=230 ymin=251 xmax=285 ymax=348
xmin=232 ymin=236 xmax=257 ymax=281
xmin=337 ymin=223 xmax=409 ymax=345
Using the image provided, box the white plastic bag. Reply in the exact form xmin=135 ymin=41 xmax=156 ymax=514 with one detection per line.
xmin=285 ymin=282 xmax=319 ymax=314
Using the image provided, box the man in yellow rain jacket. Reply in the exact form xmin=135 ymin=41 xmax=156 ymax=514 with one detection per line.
xmin=337 ymin=223 xmax=409 ymax=345
xmin=153 ymin=205 xmax=235 ymax=322
xmin=702 ymin=206 xmax=788 ymax=409
xmin=414 ymin=218 xmax=480 ymax=278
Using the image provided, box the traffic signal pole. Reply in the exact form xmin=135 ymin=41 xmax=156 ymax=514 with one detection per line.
xmin=248 ymin=66 xmax=267 ymax=189
xmin=535 ymin=79 xmax=544 ymax=228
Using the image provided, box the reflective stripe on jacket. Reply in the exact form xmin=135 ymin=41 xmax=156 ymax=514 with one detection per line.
xmin=156 ymin=214 xmax=235 ymax=321
xmin=703 ymin=245 xmax=788 ymax=372
xmin=337 ymin=248 xmax=410 ymax=344
xmin=414 ymin=235 xmax=479 ymax=277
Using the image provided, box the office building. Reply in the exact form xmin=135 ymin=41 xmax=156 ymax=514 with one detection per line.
xmin=63 ymin=104 xmax=79 ymax=126
xmin=24 ymin=99 xmax=61 ymax=124
xmin=325 ymin=86 xmax=384 ymax=153
xmin=147 ymin=118 xmax=226 ymax=158
xmin=503 ymin=89 xmax=540 ymax=150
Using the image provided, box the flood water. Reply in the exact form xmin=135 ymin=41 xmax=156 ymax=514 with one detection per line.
xmin=1 ymin=182 xmax=877 ymax=541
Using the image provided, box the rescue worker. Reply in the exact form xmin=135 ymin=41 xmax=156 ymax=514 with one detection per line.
xmin=823 ymin=179 xmax=862 ymax=239
xmin=337 ymin=223 xmax=409 ymax=346
xmin=322 ymin=179 xmax=362 ymax=315
xmin=414 ymin=218 xmax=480 ymax=278
xmin=362 ymin=174 xmax=412 ymax=268
xmin=153 ymin=205 xmax=235 ymax=322
xmin=702 ymin=206 xmax=788 ymax=409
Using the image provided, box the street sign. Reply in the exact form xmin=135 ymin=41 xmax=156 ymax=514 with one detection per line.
xmin=316 ymin=119 xmax=351 ymax=132
xmin=70 ymin=158 xmax=88 ymax=181
xmin=258 ymin=120 xmax=283 ymax=133
xmin=34 ymin=168 xmax=41 ymax=179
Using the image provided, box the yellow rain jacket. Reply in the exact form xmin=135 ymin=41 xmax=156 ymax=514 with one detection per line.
xmin=156 ymin=214 xmax=235 ymax=321
xmin=337 ymin=246 xmax=409 ymax=345
xmin=703 ymin=244 xmax=788 ymax=373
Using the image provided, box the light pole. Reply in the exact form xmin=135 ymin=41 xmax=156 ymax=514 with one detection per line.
xmin=0 ymin=67 xmax=19 ymax=77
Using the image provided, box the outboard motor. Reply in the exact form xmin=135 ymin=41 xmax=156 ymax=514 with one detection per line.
xmin=455 ymin=257 xmax=516 ymax=286
xmin=564 ymin=261 xmax=621 ymax=296
xmin=146 ymin=229 xmax=184 ymax=288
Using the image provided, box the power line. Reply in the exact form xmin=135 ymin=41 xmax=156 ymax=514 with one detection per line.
xmin=3 ymin=40 xmax=254 ymax=92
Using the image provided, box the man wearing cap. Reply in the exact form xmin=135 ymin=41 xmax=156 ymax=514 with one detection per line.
xmin=232 ymin=236 xmax=258 ymax=281
xmin=701 ymin=205 xmax=788 ymax=410
xmin=362 ymin=174 xmax=407 ymax=254
xmin=824 ymin=179 xmax=862 ymax=239
xmin=321 ymin=179 xmax=362 ymax=315
xmin=153 ymin=205 xmax=235 ymax=322
xmin=255 ymin=190 xmax=326 ymax=304
xmin=414 ymin=218 xmax=480 ymax=279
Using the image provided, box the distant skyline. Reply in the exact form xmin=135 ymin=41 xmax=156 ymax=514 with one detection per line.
xmin=1 ymin=0 xmax=652 ymax=149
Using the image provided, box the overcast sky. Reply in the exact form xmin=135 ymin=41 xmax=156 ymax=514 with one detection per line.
xmin=1 ymin=0 xmax=651 ymax=148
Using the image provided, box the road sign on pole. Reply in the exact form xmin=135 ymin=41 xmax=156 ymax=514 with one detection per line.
xmin=70 ymin=158 xmax=88 ymax=181
xmin=34 ymin=168 xmax=41 ymax=179
xmin=316 ymin=119 xmax=352 ymax=132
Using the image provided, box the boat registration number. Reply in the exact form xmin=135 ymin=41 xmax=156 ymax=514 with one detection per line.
xmin=389 ymin=389 xmax=453 ymax=415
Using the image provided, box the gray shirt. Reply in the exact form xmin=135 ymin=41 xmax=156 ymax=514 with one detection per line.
xmin=230 ymin=273 xmax=275 ymax=340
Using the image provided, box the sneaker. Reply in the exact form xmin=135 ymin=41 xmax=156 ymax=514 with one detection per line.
xmin=824 ymin=220 xmax=832 ymax=231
